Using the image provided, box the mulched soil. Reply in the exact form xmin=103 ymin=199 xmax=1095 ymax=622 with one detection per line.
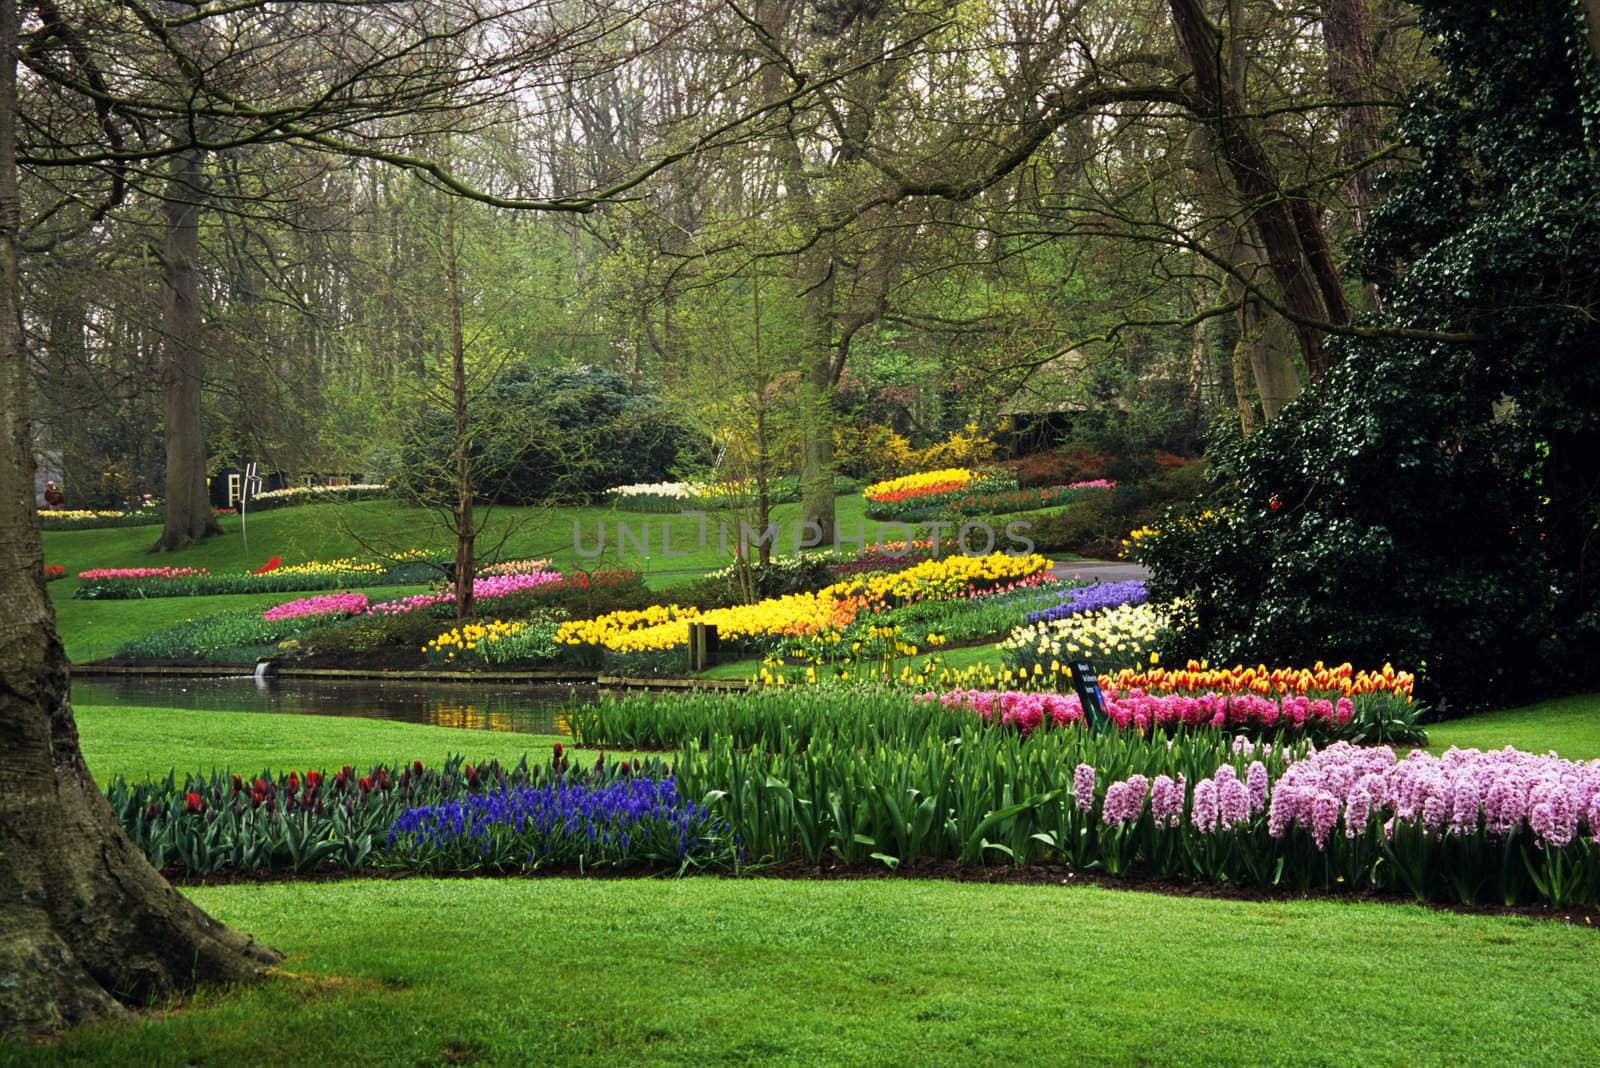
xmin=162 ymin=859 xmax=1600 ymax=928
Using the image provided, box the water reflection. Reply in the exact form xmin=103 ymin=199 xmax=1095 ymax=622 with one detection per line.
xmin=71 ymin=675 xmax=590 ymax=736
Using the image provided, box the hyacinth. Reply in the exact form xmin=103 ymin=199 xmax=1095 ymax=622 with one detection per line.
xmin=1101 ymin=774 xmax=1149 ymax=827
xmin=1073 ymin=764 xmax=1096 ymax=813
xmin=924 ymin=688 xmax=1349 ymax=738
xmin=1150 ymin=774 xmax=1185 ymax=828
xmin=387 ymin=776 xmax=727 ymax=865
xmin=1024 ymin=581 xmax=1147 ymax=626
xmin=1191 ymin=778 xmax=1219 ymax=834
xmin=263 ymin=592 xmax=369 ymax=622
xmin=1247 ymin=761 xmax=1269 ymax=814
xmin=1264 ymin=743 xmax=1600 ymax=851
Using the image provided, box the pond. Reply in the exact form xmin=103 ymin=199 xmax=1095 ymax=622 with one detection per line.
xmin=70 ymin=674 xmax=594 ymax=736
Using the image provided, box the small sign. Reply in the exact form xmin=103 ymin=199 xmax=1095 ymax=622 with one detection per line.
xmin=241 ymin=462 xmax=263 ymax=504
xmin=1068 ymin=660 xmax=1110 ymax=733
xmin=239 ymin=462 xmax=264 ymax=563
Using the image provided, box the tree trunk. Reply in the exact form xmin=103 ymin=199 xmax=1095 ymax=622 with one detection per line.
xmin=1169 ymin=0 xmax=1348 ymax=378
xmin=151 ymin=146 xmax=221 ymax=552
xmin=799 ymin=255 xmax=837 ymax=546
xmin=0 ymin=4 xmax=279 ymax=1037
xmin=1246 ymin=306 xmax=1302 ymax=422
xmin=445 ymin=198 xmax=475 ymax=621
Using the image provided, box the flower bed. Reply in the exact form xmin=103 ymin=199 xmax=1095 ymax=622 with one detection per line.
xmin=389 ymin=774 xmax=730 ymax=871
xmin=423 ymin=619 xmax=530 ymax=664
xmin=929 ymin=687 xmax=1353 ymax=738
xmin=42 ymin=565 xmax=66 ymax=581
xmin=477 ymin=557 xmax=553 ymax=577
xmin=1109 ymin=660 xmax=1415 ymax=701
xmin=1002 ymin=600 xmax=1170 ymax=674
xmin=867 ymin=480 xmax=1114 ymax=522
xmin=369 ymin=570 xmax=563 ymax=616
xmin=38 ymin=508 xmax=162 ymax=531
xmin=263 ymin=592 xmax=370 ymax=623
xmin=863 ymin=468 xmax=978 ymax=501
xmin=554 ymin=553 xmax=1054 ymax=656
xmin=75 ymin=552 xmax=447 ymax=599
xmin=107 ymin=751 xmax=714 ymax=876
xmin=1024 ymin=580 xmax=1147 ymax=624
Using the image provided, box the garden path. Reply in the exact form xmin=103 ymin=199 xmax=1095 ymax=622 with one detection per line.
xmin=1053 ymin=559 xmax=1149 ymax=585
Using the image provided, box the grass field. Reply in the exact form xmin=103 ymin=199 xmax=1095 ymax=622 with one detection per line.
xmin=11 ymin=877 xmax=1600 ymax=1067
xmin=1427 ymin=692 xmax=1600 ymax=760
xmin=74 ymin=705 xmax=579 ymax=784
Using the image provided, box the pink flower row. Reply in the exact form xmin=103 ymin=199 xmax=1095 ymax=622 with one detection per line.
xmin=927 ymin=688 xmax=1352 ymax=735
xmin=78 ymin=566 xmax=209 ymax=580
xmin=263 ymin=593 xmax=370 ymax=622
xmin=1264 ymin=742 xmax=1600 ymax=849
xmin=366 ymin=570 xmax=563 ymax=615
xmin=1067 ymin=479 xmax=1117 ymax=489
xmin=1080 ymin=743 xmax=1600 ymax=852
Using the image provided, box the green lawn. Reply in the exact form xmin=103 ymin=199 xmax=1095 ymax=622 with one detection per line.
xmin=8 ymin=878 xmax=1597 ymax=1066
xmin=1428 ymin=692 xmax=1600 ymax=760
xmin=74 ymin=704 xmax=584 ymax=784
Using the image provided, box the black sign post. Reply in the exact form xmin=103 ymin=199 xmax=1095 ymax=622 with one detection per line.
xmin=1068 ymin=660 xmax=1110 ymax=733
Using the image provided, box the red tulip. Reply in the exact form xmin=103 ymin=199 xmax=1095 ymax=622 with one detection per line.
xmin=306 ymin=770 xmax=323 ymax=790
xmin=230 ymin=773 xmax=243 ymax=794
xmin=413 ymin=760 xmax=424 ymax=776
xmin=552 ymin=741 xmax=563 ymax=760
xmin=358 ymin=776 xmax=373 ymax=793
xmin=287 ymin=771 xmax=300 ymax=795
xmin=184 ymin=791 xmax=202 ymax=813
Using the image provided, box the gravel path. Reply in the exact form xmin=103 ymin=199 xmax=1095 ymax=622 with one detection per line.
xmin=1051 ymin=559 xmax=1149 ymax=584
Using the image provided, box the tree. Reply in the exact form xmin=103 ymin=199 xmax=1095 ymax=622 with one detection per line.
xmin=0 ymin=0 xmax=280 ymax=1037
xmin=1132 ymin=0 xmax=1600 ymax=708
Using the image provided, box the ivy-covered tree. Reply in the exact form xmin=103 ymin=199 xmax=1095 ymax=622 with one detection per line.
xmin=1135 ymin=0 xmax=1600 ymax=710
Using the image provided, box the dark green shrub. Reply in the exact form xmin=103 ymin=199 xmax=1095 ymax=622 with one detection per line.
xmin=1132 ymin=0 xmax=1600 ymax=709
xmin=1026 ymin=462 xmax=1209 ymax=559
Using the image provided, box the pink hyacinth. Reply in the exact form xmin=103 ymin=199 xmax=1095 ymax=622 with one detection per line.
xmin=1246 ymin=761 xmax=1269 ymax=815
xmin=1150 ymin=774 xmax=1185 ymax=828
xmin=1311 ymin=791 xmax=1341 ymax=848
xmin=1191 ymin=778 xmax=1219 ymax=834
xmin=1073 ymin=764 xmax=1096 ymax=813
xmin=1101 ymin=774 xmax=1149 ymax=827
xmin=1260 ymin=741 xmax=1600 ymax=853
